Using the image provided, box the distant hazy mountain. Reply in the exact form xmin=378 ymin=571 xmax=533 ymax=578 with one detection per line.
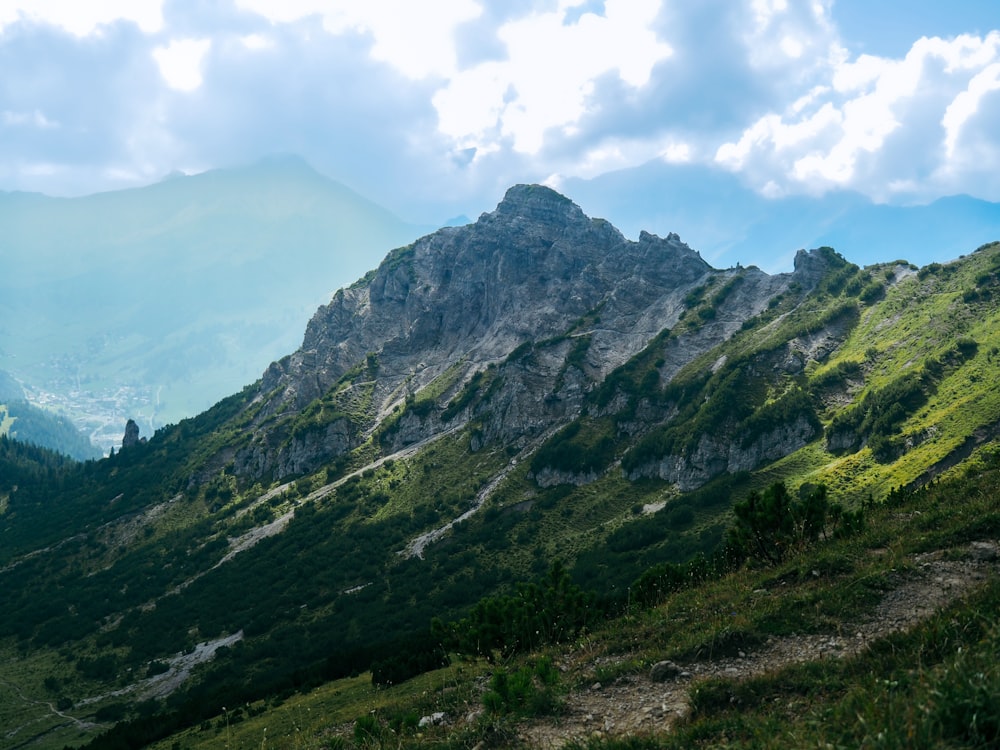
xmin=563 ymin=162 xmax=1000 ymax=271
xmin=0 ymin=155 xmax=425 ymax=452
xmin=0 ymin=369 xmax=23 ymax=401
xmin=0 ymin=400 xmax=102 ymax=461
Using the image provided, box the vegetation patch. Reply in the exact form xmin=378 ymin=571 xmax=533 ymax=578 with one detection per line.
xmin=530 ymin=418 xmax=616 ymax=478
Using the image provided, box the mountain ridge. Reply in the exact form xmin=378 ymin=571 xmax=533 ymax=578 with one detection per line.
xmin=563 ymin=162 xmax=1000 ymax=271
xmin=2 ymin=183 xmax=1000 ymax=748
xmin=240 ymin=183 xmax=813 ymax=480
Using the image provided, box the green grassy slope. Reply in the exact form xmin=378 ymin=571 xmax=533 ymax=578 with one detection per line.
xmin=3 ymin=244 xmax=1000 ymax=748
xmin=132 ymin=444 xmax=1000 ymax=750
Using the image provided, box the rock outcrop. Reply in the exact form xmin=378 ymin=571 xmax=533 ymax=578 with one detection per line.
xmin=260 ymin=185 xmax=711 ymax=410
xmin=122 ymin=419 xmax=140 ymax=449
xmin=233 ymin=185 xmax=851 ymax=486
xmin=636 ymin=415 xmax=820 ymax=491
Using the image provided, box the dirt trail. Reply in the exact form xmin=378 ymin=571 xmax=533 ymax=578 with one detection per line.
xmin=197 ymin=426 xmax=469 ymax=575
xmin=1 ymin=674 xmax=97 ymax=747
xmin=519 ymin=542 xmax=1000 ymax=747
xmin=400 ymin=460 xmax=516 ymax=559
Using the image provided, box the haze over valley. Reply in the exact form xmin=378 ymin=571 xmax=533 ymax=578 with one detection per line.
xmin=1 ymin=156 xmax=425 ymax=452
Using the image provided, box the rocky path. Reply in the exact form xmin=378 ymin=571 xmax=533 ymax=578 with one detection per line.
xmin=519 ymin=542 xmax=1000 ymax=747
xmin=210 ymin=425 xmax=467 ymax=569
xmin=400 ymin=460 xmax=516 ymax=559
xmin=1 ymin=674 xmax=96 ymax=748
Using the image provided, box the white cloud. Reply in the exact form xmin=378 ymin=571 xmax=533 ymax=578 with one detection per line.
xmin=0 ymin=0 xmax=163 ymax=36
xmin=2 ymin=109 xmax=59 ymax=128
xmin=240 ymin=33 xmax=274 ymax=51
xmin=432 ymin=61 xmax=510 ymax=147
xmin=760 ymin=179 xmax=784 ymax=198
xmin=741 ymin=0 xmax=837 ymax=75
xmin=540 ymin=132 xmax=692 ymax=181
xmin=751 ymin=0 xmax=788 ymax=31
xmin=236 ymin=0 xmax=671 ymax=157
xmin=661 ymin=142 xmax=691 ymax=163
xmin=943 ymin=62 xmax=1000 ymax=157
xmin=1 ymin=0 xmax=999 ymax=220
xmin=716 ymin=29 xmax=1000 ymax=199
xmin=780 ymin=35 xmax=804 ymax=59
xmin=790 ymin=85 xmax=831 ymax=113
xmin=832 ymin=53 xmax=888 ymax=92
xmin=716 ymin=103 xmax=844 ymax=173
xmin=434 ymin=0 xmax=671 ymax=155
xmin=153 ymin=38 xmax=212 ymax=92
xmin=234 ymin=0 xmax=482 ymax=79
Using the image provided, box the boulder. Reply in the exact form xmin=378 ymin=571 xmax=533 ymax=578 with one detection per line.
xmin=418 ymin=712 xmax=447 ymax=728
xmin=649 ymin=660 xmax=681 ymax=682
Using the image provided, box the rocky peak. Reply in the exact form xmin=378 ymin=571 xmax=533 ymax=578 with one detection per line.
xmin=244 ymin=185 xmax=794 ymax=480
xmin=122 ymin=418 xmax=140 ymax=449
xmin=267 ymin=186 xmax=710 ymax=401
xmin=792 ymin=246 xmax=845 ymax=288
xmin=485 ymin=184 xmax=588 ymax=226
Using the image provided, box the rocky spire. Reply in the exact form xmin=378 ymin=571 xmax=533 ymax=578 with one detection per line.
xmin=122 ymin=418 xmax=140 ymax=449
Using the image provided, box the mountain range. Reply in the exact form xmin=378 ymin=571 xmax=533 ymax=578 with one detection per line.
xmin=4 ymin=157 xmax=1000 ymax=461
xmin=0 ymin=155 xmax=425 ymax=452
xmin=563 ymin=161 xmax=1000 ymax=271
xmin=2 ymin=183 xmax=1000 ymax=748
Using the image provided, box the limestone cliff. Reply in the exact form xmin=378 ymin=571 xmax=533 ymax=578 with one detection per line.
xmin=234 ymin=185 xmax=850 ymax=488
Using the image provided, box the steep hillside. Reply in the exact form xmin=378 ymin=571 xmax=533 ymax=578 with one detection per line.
xmin=0 ymin=156 xmax=423 ymax=451
xmin=0 ymin=369 xmax=101 ymax=459
xmin=1 ymin=186 xmax=999 ymax=749
xmin=0 ymin=400 xmax=101 ymax=461
xmin=140 ymin=452 xmax=1000 ymax=750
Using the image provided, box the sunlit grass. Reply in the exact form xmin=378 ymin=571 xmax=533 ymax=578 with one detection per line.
xmin=0 ymin=404 xmax=14 ymax=435
xmin=147 ymin=661 xmax=489 ymax=750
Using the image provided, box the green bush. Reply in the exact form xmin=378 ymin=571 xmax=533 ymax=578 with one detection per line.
xmin=725 ymin=482 xmax=859 ymax=566
xmin=826 ymin=370 xmax=927 ymax=456
xmin=482 ymin=658 xmax=561 ymax=717
xmin=529 ymin=419 xmax=616 ymax=477
xmin=438 ymin=562 xmax=595 ymax=659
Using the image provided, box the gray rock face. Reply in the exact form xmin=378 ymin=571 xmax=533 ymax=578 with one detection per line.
xmin=638 ymin=415 xmax=820 ymax=491
xmin=234 ymin=418 xmax=355 ymax=479
xmin=241 ymin=186 xmax=717 ymax=477
xmin=236 ymin=184 xmax=843 ymax=483
xmin=262 ymin=185 xmax=710 ymax=410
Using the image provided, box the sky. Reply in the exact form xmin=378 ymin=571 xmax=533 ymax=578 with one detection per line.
xmin=1 ymin=0 xmax=999 ymax=229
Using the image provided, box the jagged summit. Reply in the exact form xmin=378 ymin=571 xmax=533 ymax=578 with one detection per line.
xmin=792 ymin=245 xmax=843 ymax=281
xmin=264 ymin=185 xmax=710 ymax=398
xmin=249 ymin=185 xmax=781 ymax=478
xmin=487 ymin=183 xmax=586 ymax=222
